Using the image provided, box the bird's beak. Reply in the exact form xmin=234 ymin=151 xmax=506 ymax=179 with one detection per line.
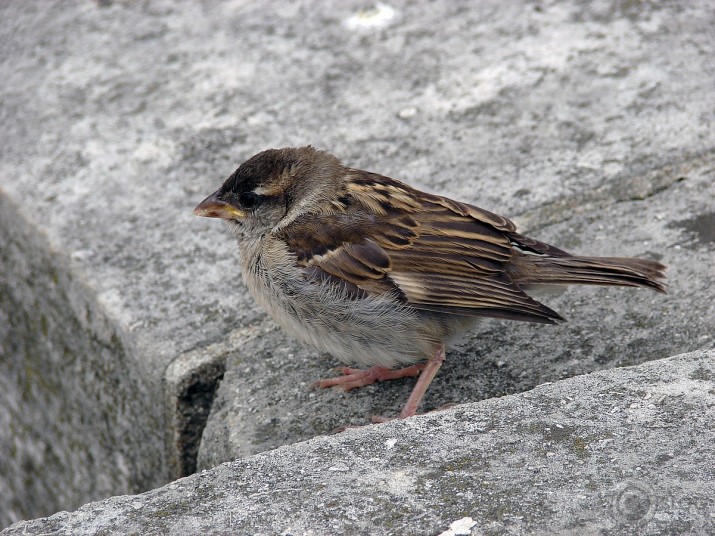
xmin=193 ymin=190 xmax=245 ymax=220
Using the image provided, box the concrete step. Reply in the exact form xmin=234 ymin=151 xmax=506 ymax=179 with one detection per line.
xmin=1 ymin=0 xmax=713 ymax=532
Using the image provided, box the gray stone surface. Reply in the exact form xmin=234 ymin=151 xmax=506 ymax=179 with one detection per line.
xmin=1 ymin=0 xmax=714 ymax=531
xmin=0 ymin=194 xmax=165 ymax=527
xmin=4 ymin=350 xmax=715 ymax=536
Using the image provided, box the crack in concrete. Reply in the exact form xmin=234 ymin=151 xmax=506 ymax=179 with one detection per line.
xmin=515 ymin=150 xmax=714 ymax=233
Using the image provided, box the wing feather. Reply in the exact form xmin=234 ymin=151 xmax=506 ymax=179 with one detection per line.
xmin=277 ymin=171 xmax=563 ymax=324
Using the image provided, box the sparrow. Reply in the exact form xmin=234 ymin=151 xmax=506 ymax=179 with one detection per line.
xmin=194 ymin=146 xmax=666 ymax=422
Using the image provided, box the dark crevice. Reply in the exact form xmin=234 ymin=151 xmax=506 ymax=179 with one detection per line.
xmin=173 ymin=360 xmax=226 ymax=477
xmin=667 ymin=211 xmax=715 ymax=249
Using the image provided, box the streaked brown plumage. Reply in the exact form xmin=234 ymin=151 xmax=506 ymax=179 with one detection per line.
xmin=194 ymin=146 xmax=666 ymax=421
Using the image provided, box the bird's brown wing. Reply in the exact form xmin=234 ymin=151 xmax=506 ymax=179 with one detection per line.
xmin=277 ymin=171 xmax=563 ymax=324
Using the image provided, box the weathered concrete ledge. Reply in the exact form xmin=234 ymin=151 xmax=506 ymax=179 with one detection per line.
xmin=4 ymin=350 xmax=714 ymax=535
xmin=0 ymin=191 xmax=167 ymax=522
xmin=1 ymin=0 xmax=714 ymax=530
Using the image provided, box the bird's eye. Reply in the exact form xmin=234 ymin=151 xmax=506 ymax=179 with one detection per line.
xmin=238 ymin=191 xmax=262 ymax=209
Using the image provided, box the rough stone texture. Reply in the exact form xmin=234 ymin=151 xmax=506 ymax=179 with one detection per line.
xmin=0 ymin=195 xmax=165 ymax=526
xmin=1 ymin=0 xmax=714 ymax=531
xmin=4 ymin=350 xmax=715 ymax=535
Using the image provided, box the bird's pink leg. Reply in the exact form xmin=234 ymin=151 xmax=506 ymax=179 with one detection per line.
xmin=373 ymin=344 xmax=446 ymax=422
xmin=315 ymin=345 xmax=446 ymax=424
xmin=314 ymin=364 xmax=425 ymax=391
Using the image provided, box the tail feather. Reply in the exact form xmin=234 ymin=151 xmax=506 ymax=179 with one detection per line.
xmin=510 ymin=255 xmax=667 ymax=294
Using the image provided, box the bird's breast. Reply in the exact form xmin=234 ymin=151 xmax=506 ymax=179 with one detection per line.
xmin=237 ymin=237 xmax=443 ymax=368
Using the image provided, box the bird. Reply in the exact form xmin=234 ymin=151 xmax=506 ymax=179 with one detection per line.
xmin=193 ymin=146 xmax=666 ymax=422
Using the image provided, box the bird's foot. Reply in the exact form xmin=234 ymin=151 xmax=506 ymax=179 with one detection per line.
xmin=313 ymin=364 xmax=425 ymax=391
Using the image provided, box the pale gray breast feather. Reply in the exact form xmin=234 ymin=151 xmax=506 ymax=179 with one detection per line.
xmin=238 ymin=237 xmax=443 ymax=368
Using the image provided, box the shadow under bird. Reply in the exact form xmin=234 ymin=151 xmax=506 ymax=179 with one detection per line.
xmin=194 ymin=146 xmax=666 ymax=422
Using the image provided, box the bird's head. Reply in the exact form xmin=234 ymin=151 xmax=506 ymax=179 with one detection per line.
xmin=194 ymin=146 xmax=345 ymax=236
